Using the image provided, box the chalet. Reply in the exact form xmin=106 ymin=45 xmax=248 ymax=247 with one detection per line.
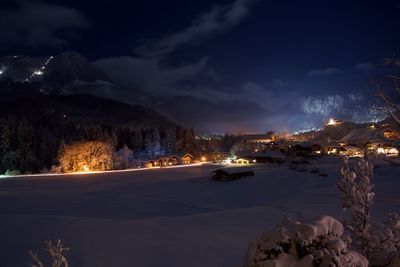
xmin=318 ymin=141 xmax=346 ymax=155
xmin=151 ymin=157 xmax=167 ymax=167
xmin=383 ymin=128 xmax=400 ymax=140
xmin=255 ymin=150 xmax=285 ymax=163
xmin=206 ymin=151 xmax=229 ymax=163
xmin=152 ymin=155 xmax=181 ymax=167
xmin=234 ymin=158 xmax=250 ymax=165
xmin=311 ymin=143 xmax=324 ymax=155
xmin=242 ymin=133 xmax=274 ymax=143
xmin=167 ymin=155 xmax=180 ymax=166
xmin=340 ymin=128 xmax=384 ymax=146
xmin=377 ymin=144 xmax=399 ymax=157
xmin=292 ymin=144 xmax=312 ymax=156
xmin=181 ymin=153 xmax=194 ymax=165
xmin=345 ymin=146 xmax=363 ymax=158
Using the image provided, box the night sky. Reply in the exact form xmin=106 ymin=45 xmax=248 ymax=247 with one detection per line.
xmin=1 ymin=0 xmax=400 ymax=133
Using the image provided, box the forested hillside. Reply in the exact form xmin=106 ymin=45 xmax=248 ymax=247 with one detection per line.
xmin=0 ymin=94 xmax=196 ymax=174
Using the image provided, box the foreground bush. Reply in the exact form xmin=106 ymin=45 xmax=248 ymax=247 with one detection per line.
xmin=338 ymin=158 xmax=400 ymax=266
xmin=243 ymin=215 xmax=368 ymax=267
xmin=244 ymin=157 xmax=400 ymax=266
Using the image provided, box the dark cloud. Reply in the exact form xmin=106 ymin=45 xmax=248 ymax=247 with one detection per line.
xmin=134 ymin=0 xmax=256 ymax=57
xmin=306 ymin=67 xmax=342 ymax=78
xmin=94 ymin=0 xmax=265 ymax=133
xmin=153 ymin=96 xmax=269 ymax=133
xmin=94 ymin=56 xmax=211 ymax=95
xmin=94 ymin=0 xmax=383 ymax=134
xmin=354 ymin=62 xmax=374 ymax=71
xmin=0 ymin=1 xmax=89 ymax=51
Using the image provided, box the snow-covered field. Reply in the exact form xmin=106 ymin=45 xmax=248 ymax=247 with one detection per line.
xmin=0 ymin=158 xmax=399 ymax=267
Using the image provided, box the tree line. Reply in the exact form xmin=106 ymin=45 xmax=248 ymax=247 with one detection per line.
xmin=0 ymin=95 xmax=196 ymax=174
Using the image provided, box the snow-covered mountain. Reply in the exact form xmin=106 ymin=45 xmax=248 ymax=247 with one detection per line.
xmin=0 ymin=51 xmax=146 ymax=104
xmin=292 ymin=94 xmax=386 ymax=132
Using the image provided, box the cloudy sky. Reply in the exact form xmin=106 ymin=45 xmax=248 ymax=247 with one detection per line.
xmin=1 ymin=0 xmax=400 ymax=133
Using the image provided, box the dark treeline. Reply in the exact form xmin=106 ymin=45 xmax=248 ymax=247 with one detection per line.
xmin=0 ymin=94 xmax=196 ymax=174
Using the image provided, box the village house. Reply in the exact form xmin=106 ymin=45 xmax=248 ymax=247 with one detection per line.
xmin=377 ymin=144 xmax=399 ymax=157
xmin=311 ymin=143 xmax=324 ymax=155
xmin=242 ymin=133 xmax=275 ymax=144
xmin=150 ymin=155 xmax=181 ymax=167
xmin=209 ymin=151 xmax=230 ymax=163
xmin=258 ymin=150 xmax=285 ymax=163
xmin=233 ymin=158 xmax=250 ymax=165
xmin=180 ymin=153 xmax=194 ymax=165
xmin=345 ymin=146 xmax=364 ymax=157
xmin=383 ymin=128 xmax=400 ymax=140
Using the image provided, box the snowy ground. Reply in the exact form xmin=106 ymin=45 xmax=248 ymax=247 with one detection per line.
xmin=0 ymin=157 xmax=399 ymax=267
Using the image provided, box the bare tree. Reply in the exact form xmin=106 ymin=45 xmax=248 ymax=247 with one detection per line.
xmin=371 ymin=58 xmax=400 ymax=125
xmin=58 ymin=141 xmax=114 ymax=173
xmin=29 ymin=240 xmax=69 ymax=267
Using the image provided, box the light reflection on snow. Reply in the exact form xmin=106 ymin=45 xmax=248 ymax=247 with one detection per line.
xmin=0 ymin=163 xmax=206 ymax=180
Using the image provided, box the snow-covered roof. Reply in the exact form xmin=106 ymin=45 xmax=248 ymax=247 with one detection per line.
xmin=341 ymin=128 xmax=385 ymax=144
xmin=255 ymin=150 xmax=285 ymax=159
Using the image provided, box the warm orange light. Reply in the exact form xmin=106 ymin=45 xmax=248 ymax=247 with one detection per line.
xmin=201 ymin=156 xmax=206 ymax=161
xmin=377 ymin=148 xmax=385 ymax=154
xmin=327 ymin=118 xmax=337 ymax=126
xmin=82 ymin=165 xmax=90 ymax=172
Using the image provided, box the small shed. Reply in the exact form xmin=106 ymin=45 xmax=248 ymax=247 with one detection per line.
xmin=212 ymin=167 xmax=255 ymax=182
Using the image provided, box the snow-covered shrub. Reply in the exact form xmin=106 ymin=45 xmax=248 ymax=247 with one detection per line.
xmin=243 ymin=215 xmax=368 ymax=267
xmin=337 ymin=157 xmax=375 ymax=259
xmin=338 ymin=157 xmax=400 ymax=266
xmin=4 ymin=169 xmax=20 ymax=176
xmin=29 ymin=239 xmax=69 ymax=267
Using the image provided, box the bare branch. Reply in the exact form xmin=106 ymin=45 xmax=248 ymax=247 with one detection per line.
xmin=29 ymin=251 xmax=45 ymax=267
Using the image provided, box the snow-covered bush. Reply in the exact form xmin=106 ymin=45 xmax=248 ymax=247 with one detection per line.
xmin=58 ymin=141 xmax=114 ymax=173
xmin=337 ymin=158 xmax=375 ymax=259
xmin=243 ymin=215 xmax=368 ymax=267
xmin=338 ymin=158 xmax=400 ymax=266
xmin=4 ymin=169 xmax=20 ymax=176
xmin=29 ymin=239 xmax=69 ymax=267
xmin=244 ymin=157 xmax=400 ymax=266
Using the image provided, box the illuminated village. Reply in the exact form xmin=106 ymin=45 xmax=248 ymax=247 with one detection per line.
xmin=1 ymin=1 xmax=400 ymax=267
xmin=1 ymin=53 xmax=400 ymax=267
xmin=138 ymin=118 xmax=400 ymax=171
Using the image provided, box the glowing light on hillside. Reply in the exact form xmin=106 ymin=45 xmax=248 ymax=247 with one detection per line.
xmin=201 ymin=156 xmax=206 ymax=162
xmin=26 ymin=55 xmax=53 ymax=82
xmin=327 ymin=118 xmax=338 ymax=126
xmin=34 ymin=70 xmax=44 ymax=76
